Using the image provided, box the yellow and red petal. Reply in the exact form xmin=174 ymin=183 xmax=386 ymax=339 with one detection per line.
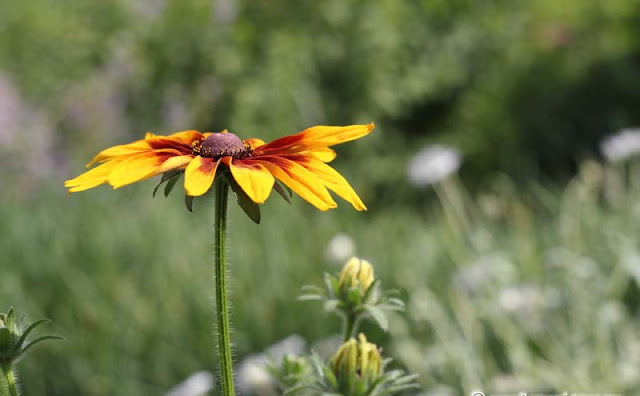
xmin=65 ymin=159 xmax=124 ymax=193
xmin=184 ymin=156 xmax=220 ymax=196
xmin=255 ymin=123 xmax=374 ymax=155
xmin=165 ymin=130 xmax=204 ymax=144
xmin=222 ymin=157 xmax=274 ymax=204
xmin=144 ymin=130 xmax=204 ymax=154
xmin=243 ymin=138 xmax=266 ymax=150
xmin=86 ymin=139 xmax=152 ymax=167
xmin=109 ymin=149 xmax=181 ymax=189
xmin=251 ymin=156 xmax=337 ymax=211
xmin=287 ymin=154 xmax=367 ymax=211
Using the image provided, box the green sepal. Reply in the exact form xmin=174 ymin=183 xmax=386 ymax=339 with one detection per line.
xmin=0 ymin=328 xmax=10 ymax=352
xmin=5 ymin=308 xmax=16 ymax=335
xmin=164 ymin=174 xmax=180 ymax=197
xmin=14 ymin=319 xmax=51 ymax=354
xmin=152 ymin=170 xmax=182 ymax=197
xmin=273 ymin=181 xmax=292 ymax=204
xmin=185 ymin=195 xmax=194 ymax=212
xmin=226 ymin=174 xmax=261 ymax=224
xmin=323 ymin=300 xmax=339 ymax=313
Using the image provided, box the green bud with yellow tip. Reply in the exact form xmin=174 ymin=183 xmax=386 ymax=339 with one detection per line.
xmin=338 ymin=257 xmax=375 ymax=296
xmin=330 ymin=333 xmax=382 ymax=392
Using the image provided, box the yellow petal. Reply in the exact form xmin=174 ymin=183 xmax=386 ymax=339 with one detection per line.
xmin=109 ymin=150 xmax=178 ymax=188
xmin=300 ymin=147 xmax=337 ymax=162
xmin=222 ymin=158 xmax=274 ymax=204
xmin=254 ymin=156 xmax=337 ymax=211
xmin=184 ymin=156 xmax=219 ymax=196
xmin=156 ymin=155 xmax=194 ymax=173
xmin=256 ymin=123 xmax=374 ymax=155
xmin=65 ymin=160 xmax=123 ymax=193
xmin=86 ymin=139 xmax=151 ymax=166
xmin=292 ymin=155 xmax=366 ymax=211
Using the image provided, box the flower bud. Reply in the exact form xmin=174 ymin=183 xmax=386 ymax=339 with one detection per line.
xmin=338 ymin=257 xmax=375 ymax=295
xmin=330 ymin=333 xmax=382 ymax=384
xmin=0 ymin=307 xmax=61 ymax=364
xmin=0 ymin=308 xmax=18 ymax=360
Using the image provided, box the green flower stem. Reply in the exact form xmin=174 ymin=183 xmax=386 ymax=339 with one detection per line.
xmin=1 ymin=362 xmax=19 ymax=396
xmin=214 ymin=180 xmax=235 ymax=396
xmin=343 ymin=313 xmax=357 ymax=342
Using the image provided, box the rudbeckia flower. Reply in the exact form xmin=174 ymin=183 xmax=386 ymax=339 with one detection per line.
xmin=65 ymin=123 xmax=374 ymax=212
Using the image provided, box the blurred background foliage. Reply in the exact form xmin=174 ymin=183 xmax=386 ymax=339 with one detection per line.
xmin=2 ymin=0 xmax=640 ymax=395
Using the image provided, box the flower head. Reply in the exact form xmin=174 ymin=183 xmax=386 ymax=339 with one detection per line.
xmin=65 ymin=123 xmax=375 ymax=211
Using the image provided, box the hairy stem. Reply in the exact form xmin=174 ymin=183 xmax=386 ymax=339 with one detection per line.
xmin=343 ymin=313 xmax=358 ymax=342
xmin=1 ymin=362 xmax=19 ymax=396
xmin=214 ymin=180 xmax=235 ymax=395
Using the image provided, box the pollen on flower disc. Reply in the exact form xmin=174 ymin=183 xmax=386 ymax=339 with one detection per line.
xmin=198 ymin=133 xmax=247 ymax=158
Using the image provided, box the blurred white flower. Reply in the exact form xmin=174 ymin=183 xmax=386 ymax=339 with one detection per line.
xmin=264 ymin=334 xmax=306 ymax=361
xmin=165 ymin=371 xmax=214 ymax=396
xmin=310 ymin=334 xmax=343 ymax=361
xmin=600 ymin=128 xmax=640 ymax=162
xmin=236 ymin=335 xmax=306 ymax=395
xmin=453 ymin=254 xmax=516 ymax=295
xmin=407 ymin=144 xmax=462 ymax=186
xmin=325 ymin=233 xmax=356 ymax=263
xmin=599 ymin=301 xmax=625 ymax=327
xmin=236 ymin=355 xmax=276 ymax=396
xmin=497 ymin=285 xmax=543 ymax=314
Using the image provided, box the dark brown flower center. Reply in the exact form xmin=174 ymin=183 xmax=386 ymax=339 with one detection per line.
xmin=192 ymin=133 xmax=252 ymax=159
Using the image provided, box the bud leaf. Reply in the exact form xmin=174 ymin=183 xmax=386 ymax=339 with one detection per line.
xmin=365 ymin=305 xmax=389 ymax=332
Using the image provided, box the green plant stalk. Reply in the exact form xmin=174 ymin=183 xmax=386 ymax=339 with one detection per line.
xmin=343 ymin=312 xmax=358 ymax=342
xmin=1 ymin=362 xmax=19 ymax=396
xmin=214 ymin=180 xmax=235 ymax=396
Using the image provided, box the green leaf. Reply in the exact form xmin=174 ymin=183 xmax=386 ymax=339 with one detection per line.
xmin=301 ymin=285 xmax=323 ymax=294
xmin=184 ymin=195 xmax=194 ymax=212
xmin=365 ymin=305 xmax=389 ymax=331
xmin=273 ymin=181 xmax=292 ymax=204
xmin=227 ymin=174 xmax=261 ymax=224
xmin=152 ymin=170 xmax=182 ymax=197
xmin=15 ymin=335 xmax=63 ymax=360
xmin=298 ymin=294 xmax=323 ymax=301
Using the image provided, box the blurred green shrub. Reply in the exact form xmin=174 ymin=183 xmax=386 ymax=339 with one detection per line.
xmin=2 ymin=0 xmax=640 ymax=194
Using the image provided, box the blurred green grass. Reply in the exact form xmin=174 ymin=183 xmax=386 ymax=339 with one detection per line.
xmin=2 ymin=160 xmax=640 ymax=394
